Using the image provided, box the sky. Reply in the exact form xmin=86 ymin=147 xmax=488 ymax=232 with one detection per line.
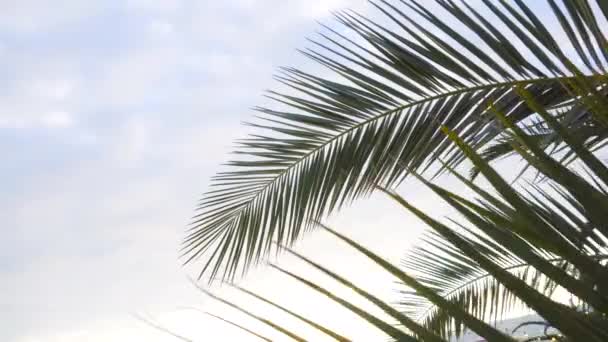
xmin=0 ymin=1 xmax=572 ymax=341
xmin=1 ymin=1 xmax=415 ymax=341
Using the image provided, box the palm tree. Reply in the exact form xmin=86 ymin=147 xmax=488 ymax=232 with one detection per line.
xmin=184 ymin=0 xmax=608 ymax=281
xmin=182 ymin=1 xmax=608 ymax=341
xmin=189 ymin=125 xmax=608 ymax=340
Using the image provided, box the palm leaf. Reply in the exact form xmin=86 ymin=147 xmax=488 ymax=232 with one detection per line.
xmin=134 ymin=313 xmax=194 ymax=342
xmin=318 ymin=224 xmax=514 ymax=342
xmin=411 ymin=167 xmax=608 ymax=309
xmin=269 ymin=263 xmax=418 ymax=341
xmin=204 ymin=312 xmax=273 ymax=342
xmin=232 ymin=284 xmax=352 ymax=341
xmin=191 ymin=281 xmax=307 ymax=342
xmin=397 ymin=229 xmax=608 ymax=339
xmin=382 ymin=186 xmax=608 ymax=341
xmin=185 ymin=0 xmax=608 ymax=281
xmin=279 ymin=245 xmax=446 ymax=342
xmin=439 ymin=125 xmax=608 ymax=294
xmin=389 ymin=112 xmax=608 ymax=339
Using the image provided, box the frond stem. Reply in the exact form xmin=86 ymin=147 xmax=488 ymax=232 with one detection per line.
xmin=204 ymin=75 xmax=589 ymax=231
xmin=414 ymin=254 xmax=608 ymax=322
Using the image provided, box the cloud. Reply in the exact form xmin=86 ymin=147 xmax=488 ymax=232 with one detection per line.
xmin=41 ymin=110 xmax=73 ymax=127
xmin=125 ymin=0 xmax=183 ymax=13
xmin=0 ymin=43 xmax=81 ymax=128
xmin=0 ymin=109 xmax=74 ymax=129
xmin=0 ymin=1 xmax=110 ymax=32
xmin=146 ymin=19 xmax=174 ymax=36
xmin=0 ymin=1 xmax=431 ymax=341
xmin=296 ymin=0 xmax=368 ymax=18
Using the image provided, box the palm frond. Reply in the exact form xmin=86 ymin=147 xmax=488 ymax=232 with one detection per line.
xmin=389 ymin=102 xmax=608 ymax=340
xmin=397 ymin=229 xmax=608 ymax=339
xmin=232 ymin=284 xmax=352 ymax=342
xmin=134 ymin=313 xmax=194 ymax=342
xmin=186 ymin=0 xmax=608 ymax=281
xmin=319 ymin=224 xmax=514 ymax=342
xmin=191 ymin=280 xmax=307 ymax=342
xmin=279 ymin=245 xmax=446 ymax=342
xmin=205 ymin=312 xmax=273 ymax=342
xmin=269 ymin=263 xmax=418 ymax=341
xmin=383 ymin=185 xmax=608 ymax=341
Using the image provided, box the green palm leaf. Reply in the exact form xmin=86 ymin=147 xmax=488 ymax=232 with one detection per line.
xmin=397 ymin=229 xmax=608 ymax=339
xmin=186 ymin=0 xmax=608 ymax=283
xmin=388 ymin=105 xmax=608 ymax=339
xmin=279 ymin=245 xmax=446 ymax=342
xmin=319 ymin=224 xmax=515 ymax=342
xmin=270 ymin=263 xmax=418 ymax=341
xmin=232 ymin=284 xmax=352 ymax=342
xmin=191 ymin=281 xmax=307 ymax=341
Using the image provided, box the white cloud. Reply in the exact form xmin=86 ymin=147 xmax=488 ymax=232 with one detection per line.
xmin=0 ymin=1 xmax=109 ymax=32
xmin=106 ymin=117 xmax=160 ymax=167
xmin=41 ymin=110 xmax=73 ymax=127
xmin=296 ymin=0 xmax=368 ymax=18
xmin=0 ymin=108 xmax=73 ymax=129
xmin=30 ymin=78 xmax=75 ymax=101
xmin=125 ymin=0 xmax=182 ymax=13
xmin=147 ymin=19 xmax=174 ymax=36
xmin=1 ymin=1 xmax=435 ymax=341
xmin=0 ymin=48 xmax=80 ymax=128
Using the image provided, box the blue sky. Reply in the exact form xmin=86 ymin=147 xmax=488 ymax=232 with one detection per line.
xmin=1 ymin=1 xmax=414 ymax=340
xmin=1 ymin=1 xmax=572 ymax=341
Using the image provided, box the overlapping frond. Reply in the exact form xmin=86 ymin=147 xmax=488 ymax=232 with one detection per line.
xmin=188 ymin=113 xmax=608 ymax=340
xmin=186 ymin=0 xmax=608 ymax=281
xmin=390 ymin=85 xmax=608 ymax=339
xmin=397 ymin=229 xmax=605 ymax=339
xmin=191 ymin=281 xmax=308 ymax=341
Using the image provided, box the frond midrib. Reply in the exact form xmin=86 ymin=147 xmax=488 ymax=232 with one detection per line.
xmin=201 ymin=75 xmax=584 ymax=230
xmin=411 ymin=254 xmax=608 ymax=323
